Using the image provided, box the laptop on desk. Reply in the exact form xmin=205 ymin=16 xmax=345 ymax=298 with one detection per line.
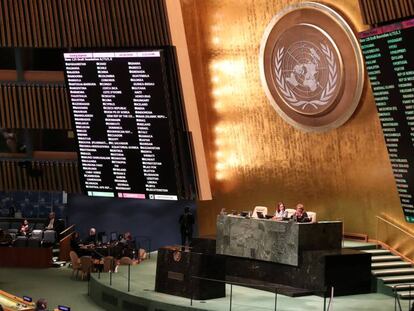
xmin=256 ymin=211 xmax=265 ymax=219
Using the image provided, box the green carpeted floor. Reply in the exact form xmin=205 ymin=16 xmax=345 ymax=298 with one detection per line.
xmin=0 ymin=247 xmax=412 ymax=311
xmin=93 ymin=252 xmax=410 ymax=311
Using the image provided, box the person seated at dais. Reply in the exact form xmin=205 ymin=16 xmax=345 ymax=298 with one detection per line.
xmin=273 ymin=202 xmax=288 ymax=220
xmin=292 ymin=203 xmax=311 ymax=223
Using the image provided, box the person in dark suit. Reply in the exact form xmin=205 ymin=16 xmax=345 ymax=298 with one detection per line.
xmin=292 ymin=203 xmax=311 ymax=223
xmin=179 ymin=207 xmax=195 ymax=246
xmin=84 ymin=227 xmax=97 ymax=246
xmin=45 ymin=212 xmax=56 ymax=230
xmin=70 ymin=231 xmax=82 ymax=255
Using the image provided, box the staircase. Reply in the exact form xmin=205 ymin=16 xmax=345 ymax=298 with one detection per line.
xmin=362 ymin=247 xmax=414 ymax=300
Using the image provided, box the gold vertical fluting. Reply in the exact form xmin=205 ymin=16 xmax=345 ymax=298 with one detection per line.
xmin=180 ymin=0 xmax=414 ymax=241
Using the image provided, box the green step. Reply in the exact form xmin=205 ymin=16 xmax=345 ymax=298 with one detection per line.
xmin=372 ymin=261 xmax=411 ymax=269
xmin=373 ymin=268 xmax=414 ymax=277
xmin=381 ymin=275 xmax=414 ymax=284
xmin=386 ymin=283 xmax=414 ymax=292
xmin=397 ymin=290 xmax=414 ymax=299
xmin=371 ymin=255 xmax=401 ymax=262
xmin=363 ymin=249 xmax=392 ymax=255
xmin=342 ymin=240 xmax=378 ymax=250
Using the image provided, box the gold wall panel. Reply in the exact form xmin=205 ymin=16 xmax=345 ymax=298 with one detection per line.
xmin=180 ymin=0 xmax=414 ymax=243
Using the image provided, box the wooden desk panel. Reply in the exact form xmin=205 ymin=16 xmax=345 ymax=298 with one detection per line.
xmin=0 ymin=247 xmax=53 ymax=268
xmin=0 ymin=290 xmax=35 ymax=311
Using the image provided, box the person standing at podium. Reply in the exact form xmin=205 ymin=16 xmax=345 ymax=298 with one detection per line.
xmin=179 ymin=207 xmax=195 ymax=246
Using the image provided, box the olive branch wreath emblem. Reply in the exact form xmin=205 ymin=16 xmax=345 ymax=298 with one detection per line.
xmin=274 ymin=43 xmax=338 ymax=110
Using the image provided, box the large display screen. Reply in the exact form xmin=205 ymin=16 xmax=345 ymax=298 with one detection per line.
xmin=360 ymin=19 xmax=414 ymax=223
xmin=63 ymin=49 xmax=196 ymax=201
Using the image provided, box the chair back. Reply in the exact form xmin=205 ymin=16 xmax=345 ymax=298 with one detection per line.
xmin=43 ymin=230 xmax=56 ymax=244
xmin=13 ymin=236 xmax=27 ymax=247
xmin=138 ymin=248 xmax=147 ymax=260
xmin=307 ymin=211 xmax=317 ymax=223
xmin=80 ymin=256 xmax=93 ymax=273
xmin=0 ymin=221 xmax=9 ymax=230
xmin=31 ymin=229 xmax=43 ymax=240
xmin=119 ymin=256 xmax=133 ymax=265
xmin=69 ymin=251 xmax=80 ymax=269
xmin=27 ymin=237 xmax=41 ymax=248
xmin=7 ymin=228 xmax=18 ymax=234
xmin=252 ymin=206 xmax=268 ymax=218
xmin=34 ymin=222 xmax=45 ymax=230
xmin=103 ymin=256 xmax=115 ymax=272
xmin=286 ymin=208 xmax=296 ymax=218
xmin=10 ymin=222 xmax=20 ymax=230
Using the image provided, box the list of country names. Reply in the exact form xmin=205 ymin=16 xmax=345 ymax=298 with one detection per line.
xmin=360 ymin=19 xmax=414 ymax=222
xmin=64 ymin=51 xmax=178 ymax=200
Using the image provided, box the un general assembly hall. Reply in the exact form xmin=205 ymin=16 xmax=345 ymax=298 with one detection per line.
xmin=1 ymin=0 xmax=414 ymax=310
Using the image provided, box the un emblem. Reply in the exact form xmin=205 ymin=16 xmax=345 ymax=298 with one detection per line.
xmin=260 ymin=2 xmax=364 ymax=131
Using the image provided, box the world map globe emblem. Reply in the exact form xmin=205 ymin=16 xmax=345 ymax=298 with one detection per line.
xmin=274 ymin=37 xmax=341 ymax=116
xmin=259 ymin=2 xmax=364 ymax=131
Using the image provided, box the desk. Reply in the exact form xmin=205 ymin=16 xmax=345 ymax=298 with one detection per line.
xmin=0 ymin=247 xmax=52 ymax=268
xmin=216 ymin=215 xmax=342 ymax=266
xmin=0 ymin=290 xmax=35 ymax=311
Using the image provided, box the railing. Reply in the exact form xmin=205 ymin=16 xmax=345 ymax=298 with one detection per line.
xmin=190 ymin=275 xmax=333 ymax=311
xmin=59 ymin=224 xmax=75 ymax=240
xmin=375 ymin=216 xmax=414 ymax=264
xmin=393 ymin=284 xmax=414 ymax=311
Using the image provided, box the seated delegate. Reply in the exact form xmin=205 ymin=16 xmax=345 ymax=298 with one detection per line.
xmin=45 ymin=212 xmax=56 ymax=230
xmin=291 ymin=203 xmax=311 ymax=223
xmin=83 ymin=227 xmax=97 ymax=247
xmin=19 ymin=219 xmax=30 ymax=236
xmin=272 ymin=202 xmax=288 ymax=220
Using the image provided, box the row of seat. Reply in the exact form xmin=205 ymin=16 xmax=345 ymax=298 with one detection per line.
xmin=69 ymin=251 xmax=137 ymax=280
xmin=0 ymin=220 xmax=46 ymax=231
xmin=1 ymin=230 xmax=56 ymax=247
xmin=9 ymin=236 xmax=44 ymax=248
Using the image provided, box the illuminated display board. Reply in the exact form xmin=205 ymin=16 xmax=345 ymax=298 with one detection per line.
xmin=64 ymin=50 xmax=195 ymax=201
xmin=360 ymin=19 xmax=414 ymax=223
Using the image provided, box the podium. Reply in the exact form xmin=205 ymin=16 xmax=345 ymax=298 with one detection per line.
xmin=155 ymin=246 xmax=225 ymax=300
